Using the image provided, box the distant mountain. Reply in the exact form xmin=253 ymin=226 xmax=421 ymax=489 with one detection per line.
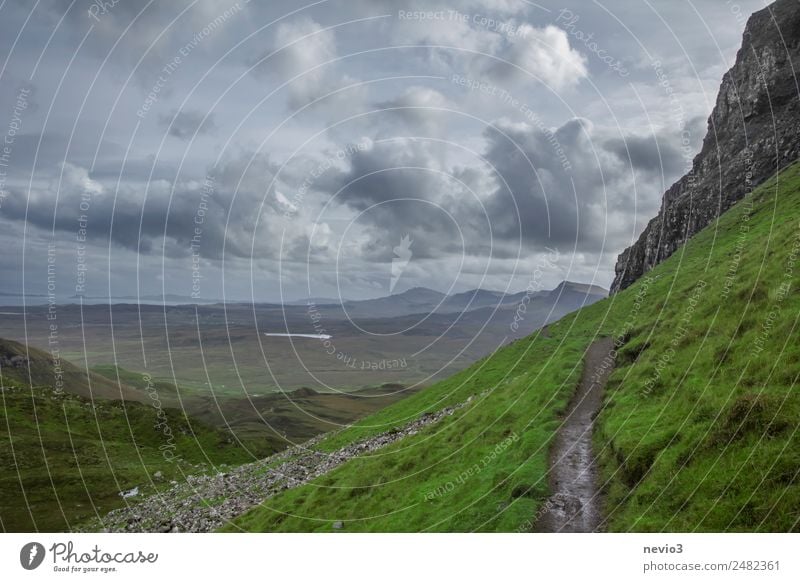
xmin=551 ymin=281 xmax=608 ymax=297
xmin=336 ymin=287 xmax=447 ymax=318
xmin=341 ymin=280 xmax=606 ymax=339
xmin=441 ymin=288 xmax=508 ymax=311
xmin=543 ymin=281 xmax=608 ymax=313
xmin=328 ymin=281 xmax=606 ymax=320
xmin=392 ymin=287 xmax=448 ymax=304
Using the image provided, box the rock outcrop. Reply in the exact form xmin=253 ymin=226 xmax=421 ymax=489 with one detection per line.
xmin=611 ymin=0 xmax=800 ymax=293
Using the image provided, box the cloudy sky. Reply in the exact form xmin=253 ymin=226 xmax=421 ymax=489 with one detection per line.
xmin=0 ymin=0 xmax=767 ymax=302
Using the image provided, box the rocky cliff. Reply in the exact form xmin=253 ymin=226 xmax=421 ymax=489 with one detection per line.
xmin=611 ymin=0 xmax=800 ymax=293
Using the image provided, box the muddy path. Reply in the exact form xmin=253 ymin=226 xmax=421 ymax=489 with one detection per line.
xmin=535 ymin=337 xmax=614 ymax=532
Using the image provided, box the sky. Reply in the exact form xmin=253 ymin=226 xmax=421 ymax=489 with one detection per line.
xmin=0 ymin=0 xmax=768 ymax=302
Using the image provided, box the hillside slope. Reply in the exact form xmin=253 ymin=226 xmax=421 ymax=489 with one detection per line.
xmin=1 ymin=338 xmax=145 ymax=401
xmin=0 ymin=377 xmax=267 ymax=532
xmin=225 ymin=160 xmax=800 ymax=532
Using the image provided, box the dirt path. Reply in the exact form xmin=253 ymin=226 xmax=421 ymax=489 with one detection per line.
xmin=535 ymin=337 xmax=614 ymax=532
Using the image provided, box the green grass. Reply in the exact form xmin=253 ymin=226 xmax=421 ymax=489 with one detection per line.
xmin=592 ymin=163 xmax=800 ymax=532
xmin=0 ymin=380 xmax=267 ymax=532
xmin=225 ymin=161 xmax=800 ymax=532
xmin=2 ymin=361 xmax=413 ymax=531
xmin=0 ymin=338 xmax=143 ymax=401
xmin=90 ymin=364 xmax=180 ymax=399
xmin=230 ymin=333 xmax=586 ymax=532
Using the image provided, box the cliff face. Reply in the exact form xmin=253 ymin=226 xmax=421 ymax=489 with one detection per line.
xmin=610 ymin=0 xmax=800 ymax=293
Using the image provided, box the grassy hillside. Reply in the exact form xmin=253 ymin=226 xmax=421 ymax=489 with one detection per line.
xmin=0 ymin=378 xmax=269 ymax=532
xmin=225 ymin=161 xmax=800 ymax=532
xmin=90 ymin=364 xmax=181 ymax=400
xmin=1 ymin=357 xmax=421 ymax=531
xmin=1 ymin=338 xmax=144 ymax=401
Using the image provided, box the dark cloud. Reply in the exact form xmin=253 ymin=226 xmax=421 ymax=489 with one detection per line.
xmin=604 ymin=134 xmax=684 ymax=177
xmin=315 ymin=116 xmax=675 ymax=265
xmin=0 ymin=0 xmax=768 ymax=298
xmin=159 ymin=110 xmax=216 ymax=139
xmin=0 ymin=156 xmax=285 ymax=260
xmin=317 ymin=139 xmax=484 ymax=261
xmin=480 ymin=117 xmax=604 ymax=249
xmin=479 ymin=117 xmax=679 ymax=252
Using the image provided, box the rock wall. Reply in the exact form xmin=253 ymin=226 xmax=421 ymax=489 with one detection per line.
xmin=611 ymin=0 xmax=800 ymax=293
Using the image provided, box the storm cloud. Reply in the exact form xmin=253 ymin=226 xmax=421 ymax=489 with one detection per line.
xmin=0 ymin=0 xmax=766 ymax=300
